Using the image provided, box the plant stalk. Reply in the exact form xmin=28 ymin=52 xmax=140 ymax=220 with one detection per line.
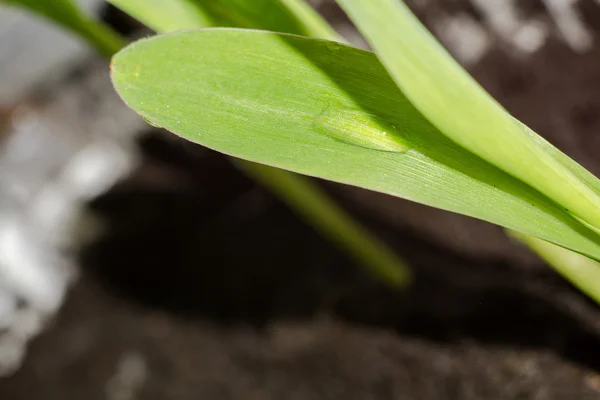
xmin=70 ymin=16 xmax=125 ymax=58
xmin=237 ymin=161 xmax=411 ymax=287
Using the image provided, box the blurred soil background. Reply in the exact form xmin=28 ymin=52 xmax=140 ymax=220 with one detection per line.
xmin=3 ymin=0 xmax=600 ymax=398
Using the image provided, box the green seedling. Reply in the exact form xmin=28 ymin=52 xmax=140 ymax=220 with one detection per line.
xmin=110 ymin=29 xmax=600 ymax=257
xmin=107 ymin=0 xmax=600 ymax=303
xmin=108 ymin=0 xmax=340 ymax=40
xmin=1 ymin=0 xmax=411 ymax=288
xmin=7 ymin=0 xmax=600 ymax=303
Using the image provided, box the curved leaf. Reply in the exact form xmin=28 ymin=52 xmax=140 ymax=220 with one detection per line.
xmin=110 ymin=29 xmax=600 ymax=260
xmin=107 ymin=0 xmax=213 ymax=31
xmin=335 ymin=0 xmax=600 ymax=232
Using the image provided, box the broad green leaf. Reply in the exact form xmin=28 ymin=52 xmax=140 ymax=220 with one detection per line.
xmin=335 ymin=0 xmax=600 ymax=233
xmin=107 ymin=0 xmax=213 ymax=31
xmin=107 ymin=0 xmax=411 ymax=287
xmin=111 ymin=29 xmax=600 ymax=260
xmin=1 ymin=0 xmax=123 ymax=57
xmin=509 ymin=231 xmax=600 ymax=304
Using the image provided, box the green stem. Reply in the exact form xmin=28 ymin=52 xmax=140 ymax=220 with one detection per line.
xmin=237 ymin=160 xmax=411 ymax=287
xmin=70 ymin=16 xmax=125 ymax=58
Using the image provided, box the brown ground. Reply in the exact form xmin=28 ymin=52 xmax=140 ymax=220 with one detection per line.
xmin=3 ymin=1 xmax=600 ymax=399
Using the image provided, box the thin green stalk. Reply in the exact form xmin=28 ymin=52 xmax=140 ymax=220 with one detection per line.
xmin=5 ymin=0 xmax=411 ymax=288
xmin=278 ymin=0 xmax=342 ymax=41
xmin=508 ymin=231 xmax=600 ymax=304
xmin=237 ymin=161 xmax=411 ymax=287
xmin=107 ymin=0 xmax=213 ymax=32
xmin=71 ymin=16 xmax=124 ymax=58
xmin=1 ymin=0 xmax=124 ymax=57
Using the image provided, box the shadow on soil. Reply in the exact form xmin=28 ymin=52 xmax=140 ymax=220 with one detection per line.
xmin=81 ymin=133 xmax=600 ymax=374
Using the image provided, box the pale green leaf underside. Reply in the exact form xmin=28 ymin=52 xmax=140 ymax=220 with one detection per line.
xmin=509 ymin=231 xmax=600 ymax=304
xmin=111 ymin=29 xmax=600 ymax=259
xmin=335 ymin=0 xmax=600 ymax=232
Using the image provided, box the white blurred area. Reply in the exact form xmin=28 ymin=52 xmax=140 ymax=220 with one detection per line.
xmin=0 ymin=0 xmax=102 ymax=106
xmin=310 ymin=0 xmax=600 ymax=64
xmin=0 ymin=0 xmax=598 ymax=377
xmin=0 ymin=0 xmax=144 ymax=376
xmin=416 ymin=0 xmax=597 ymax=65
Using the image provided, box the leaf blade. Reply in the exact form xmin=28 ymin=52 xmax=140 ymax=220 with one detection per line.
xmin=335 ymin=0 xmax=600 ymax=231
xmin=107 ymin=0 xmax=413 ymax=287
xmin=111 ymin=29 xmax=600 ymax=260
xmin=107 ymin=0 xmax=213 ymax=31
xmin=108 ymin=0 xmax=340 ymax=41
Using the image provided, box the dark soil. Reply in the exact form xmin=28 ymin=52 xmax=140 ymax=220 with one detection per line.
xmin=3 ymin=1 xmax=600 ymax=399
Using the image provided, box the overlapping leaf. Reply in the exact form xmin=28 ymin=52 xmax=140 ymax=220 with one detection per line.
xmin=107 ymin=0 xmax=213 ymax=31
xmin=108 ymin=0 xmax=340 ymax=40
xmin=111 ymin=29 xmax=600 ymax=260
xmin=336 ymin=0 xmax=600 ymax=233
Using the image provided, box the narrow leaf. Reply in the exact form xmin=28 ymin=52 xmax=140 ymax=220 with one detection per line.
xmin=108 ymin=0 xmax=340 ymax=41
xmin=190 ymin=0 xmax=340 ymax=39
xmin=111 ymin=29 xmax=600 ymax=260
xmin=107 ymin=0 xmax=213 ymax=31
xmin=509 ymin=231 xmax=600 ymax=305
xmin=335 ymin=0 xmax=600 ymax=232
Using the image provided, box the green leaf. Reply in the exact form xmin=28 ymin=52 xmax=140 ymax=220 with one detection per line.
xmin=1 ymin=0 xmax=124 ymax=57
xmin=107 ymin=0 xmax=213 ymax=31
xmin=107 ymin=0 xmax=340 ymax=40
xmin=107 ymin=0 xmax=412 ymax=286
xmin=8 ymin=0 xmax=410 ymax=288
xmin=335 ymin=0 xmax=600 ymax=233
xmin=278 ymin=0 xmax=341 ymax=40
xmin=509 ymin=231 xmax=600 ymax=305
xmin=111 ymin=29 xmax=600 ymax=260
xmin=191 ymin=0 xmax=340 ymax=39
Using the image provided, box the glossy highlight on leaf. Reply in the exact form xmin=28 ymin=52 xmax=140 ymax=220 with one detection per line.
xmin=314 ymin=106 xmax=409 ymax=153
xmin=111 ymin=29 xmax=600 ymax=260
xmin=108 ymin=0 xmax=340 ymax=41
